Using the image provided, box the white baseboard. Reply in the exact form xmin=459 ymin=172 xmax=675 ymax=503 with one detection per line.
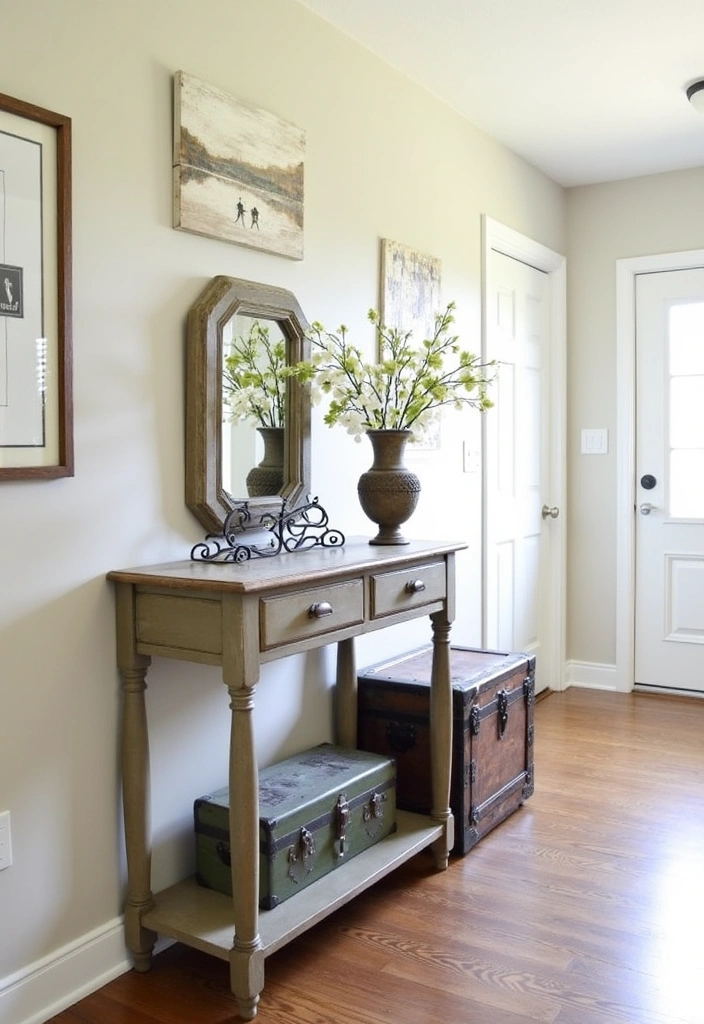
xmin=565 ymin=660 xmax=620 ymax=691
xmin=0 ymin=920 xmax=172 ymax=1024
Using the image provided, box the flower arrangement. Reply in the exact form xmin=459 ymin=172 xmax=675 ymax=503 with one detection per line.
xmin=288 ymin=302 xmax=494 ymax=440
xmin=222 ymin=319 xmax=287 ymax=429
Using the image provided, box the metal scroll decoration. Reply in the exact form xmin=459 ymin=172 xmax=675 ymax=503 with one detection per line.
xmin=190 ymin=495 xmax=345 ymax=562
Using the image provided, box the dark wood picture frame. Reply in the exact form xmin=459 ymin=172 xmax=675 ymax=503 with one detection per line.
xmin=0 ymin=90 xmax=72 ymax=480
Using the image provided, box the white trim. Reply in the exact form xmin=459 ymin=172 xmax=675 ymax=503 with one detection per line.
xmin=481 ymin=216 xmax=567 ymax=691
xmin=615 ymin=249 xmax=704 ymax=694
xmin=566 ymin=659 xmax=620 ymax=691
xmin=635 ymin=683 xmax=704 ymax=700
xmin=0 ymin=918 xmax=171 ymax=1024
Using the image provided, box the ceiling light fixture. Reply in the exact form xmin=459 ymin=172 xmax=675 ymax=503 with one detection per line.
xmin=686 ymin=79 xmax=704 ymax=113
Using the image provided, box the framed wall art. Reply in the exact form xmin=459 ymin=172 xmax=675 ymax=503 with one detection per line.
xmin=0 ymin=91 xmax=73 ymax=480
xmin=380 ymin=239 xmax=443 ymax=448
xmin=173 ymin=72 xmax=305 ymax=260
xmin=380 ymin=238 xmax=442 ymax=339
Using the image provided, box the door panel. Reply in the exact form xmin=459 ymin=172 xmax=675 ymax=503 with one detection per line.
xmin=485 ymin=251 xmax=555 ymax=689
xmin=634 ymin=268 xmax=704 ymax=693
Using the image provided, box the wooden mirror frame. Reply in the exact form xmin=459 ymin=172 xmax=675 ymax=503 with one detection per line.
xmin=186 ymin=276 xmax=311 ymax=535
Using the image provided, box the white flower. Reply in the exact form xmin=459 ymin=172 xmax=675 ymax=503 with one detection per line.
xmin=223 ymin=320 xmax=287 ymax=429
xmin=287 ymin=302 xmax=494 ymax=436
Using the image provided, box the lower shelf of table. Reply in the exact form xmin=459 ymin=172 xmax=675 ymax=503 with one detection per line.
xmin=141 ymin=810 xmax=444 ymax=962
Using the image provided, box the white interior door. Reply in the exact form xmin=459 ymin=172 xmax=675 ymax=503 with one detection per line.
xmin=484 ymin=247 xmax=562 ymax=692
xmin=634 ymin=268 xmax=704 ymax=694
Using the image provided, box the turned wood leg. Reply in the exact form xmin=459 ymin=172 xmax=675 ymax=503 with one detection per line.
xmin=228 ymin=686 xmax=264 ymax=1019
xmin=335 ymin=637 xmax=357 ymax=749
xmin=121 ymin=659 xmax=157 ymax=970
xmin=429 ymin=611 xmax=454 ymax=869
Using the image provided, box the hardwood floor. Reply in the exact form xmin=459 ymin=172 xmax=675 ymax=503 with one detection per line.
xmin=49 ymin=688 xmax=704 ymax=1024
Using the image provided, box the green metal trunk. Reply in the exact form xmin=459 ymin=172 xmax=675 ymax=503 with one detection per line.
xmin=194 ymin=743 xmax=397 ymax=910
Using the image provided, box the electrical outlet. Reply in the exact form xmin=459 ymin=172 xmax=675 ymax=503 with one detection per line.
xmin=0 ymin=810 xmax=12 ymax=870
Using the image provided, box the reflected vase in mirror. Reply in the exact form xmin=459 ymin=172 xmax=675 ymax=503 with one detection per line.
xmin=246 ymin=426 xmax=285 ymax=497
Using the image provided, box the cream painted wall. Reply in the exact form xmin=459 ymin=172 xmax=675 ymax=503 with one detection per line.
xmin=0 ymin=0 xmax=565 ymax=1014
xmin=566 ymin=166 xmax=704 ymax=668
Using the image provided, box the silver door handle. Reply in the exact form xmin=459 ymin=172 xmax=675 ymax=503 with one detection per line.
xmin=541 ymin=505 xmax=559 ymax=520
xmin=639 ymin=503 xmax=657 ymax=516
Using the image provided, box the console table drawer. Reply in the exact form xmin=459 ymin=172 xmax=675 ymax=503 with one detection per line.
xmin=371 ymin=561 xmax=446 ymax=618
xmin=260 ymin=579 xmax=364 ymax=649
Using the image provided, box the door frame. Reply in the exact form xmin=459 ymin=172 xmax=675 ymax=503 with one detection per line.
xmin=481 ymin=216 xmax=567 ymax=690
xmin=615 ymin=248 xmax=704 ymax=692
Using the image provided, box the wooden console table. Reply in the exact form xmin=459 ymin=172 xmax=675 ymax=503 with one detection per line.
xmin=108 ymin=537 xmax=464 ymax=1019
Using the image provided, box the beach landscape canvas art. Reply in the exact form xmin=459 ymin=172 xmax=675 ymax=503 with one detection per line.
xmin=173 ymin=72 xmax=305 ymax=259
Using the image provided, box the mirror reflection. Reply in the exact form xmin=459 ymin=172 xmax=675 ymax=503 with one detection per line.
xmin=221 ymin=316 xmax=288 ymax=498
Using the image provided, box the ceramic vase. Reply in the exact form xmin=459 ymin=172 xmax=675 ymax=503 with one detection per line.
xmin=357 ymin=429 xmax=421 ymax=545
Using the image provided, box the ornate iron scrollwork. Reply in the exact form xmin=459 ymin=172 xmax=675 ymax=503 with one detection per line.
xmin=191 ymin=494 xmax=344 ymax=562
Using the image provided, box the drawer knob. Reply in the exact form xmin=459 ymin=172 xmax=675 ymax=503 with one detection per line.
xmin=309 ymin=601 xmax=333 ymax=618
xmin=405 ymin=579 xmax=426 ymax=594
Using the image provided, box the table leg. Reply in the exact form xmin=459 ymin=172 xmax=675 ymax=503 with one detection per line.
xmin=335 ymin=637 xmax=357 ymax=748
xmin=429 ymin=610 xmax=454 ymax=869
xmin=115 ymin=582 xmax=156 ymax=971
xmin=228 ymin=685 xmax=264 ymax=1019
xmin=120 ymin=658 xmax=157 ymax=970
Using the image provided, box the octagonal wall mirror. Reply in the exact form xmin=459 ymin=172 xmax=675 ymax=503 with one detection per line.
xmin=185 ymin=275 xmax=311 ymax=536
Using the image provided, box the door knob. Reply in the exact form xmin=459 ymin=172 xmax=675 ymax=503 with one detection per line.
xmin=541 ymin=505 xmax=559 ymax=520
xmin=639 ymin=503 xmax=657 ymax=516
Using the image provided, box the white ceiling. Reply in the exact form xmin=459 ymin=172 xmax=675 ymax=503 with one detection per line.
xmin=293 ymin=0 xmax=704 ymax=187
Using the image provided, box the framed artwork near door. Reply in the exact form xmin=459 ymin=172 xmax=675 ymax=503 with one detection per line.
xmin=379 ymin=238 xmax=442 ymax=449
xmin=379 ymin=238 xmax=442 ymax=340
xmin=0 ymin=90 xmax=73 ymax=480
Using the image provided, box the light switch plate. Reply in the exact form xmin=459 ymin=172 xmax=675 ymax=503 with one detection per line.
xmin=581 ymin=428 xmax=608 ymax=455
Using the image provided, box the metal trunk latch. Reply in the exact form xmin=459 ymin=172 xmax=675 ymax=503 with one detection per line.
xmin=334 ymin=792 xmax=350 ymax=858
xmin=363 ymin=790 xmax=386 ymax=838
xmin=287 ymin=827 xmax=316 ymax=884
xmin=497 ymin=689 xmax=509 ymax=738
xmin=216 ymin=840 xmax=231 ymax=867
xmin=386 ymin=720 xmax=416 ymax=753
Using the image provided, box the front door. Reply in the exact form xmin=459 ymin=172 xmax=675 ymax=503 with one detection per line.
xmin=484 ymin=238 xmax=564 ymax=693
xmin=634 ymin=267 xmax=704 ymax=694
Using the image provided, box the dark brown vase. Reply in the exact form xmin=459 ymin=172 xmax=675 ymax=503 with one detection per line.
xmin=357 ymin=429 xmax=421 ymax=545
xmin=246 ymin=426 xmax=285 ymax=498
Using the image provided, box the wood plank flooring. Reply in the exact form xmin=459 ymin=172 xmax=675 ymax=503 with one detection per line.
xmin=48 ymin=688 xmax=704 ymax=1024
